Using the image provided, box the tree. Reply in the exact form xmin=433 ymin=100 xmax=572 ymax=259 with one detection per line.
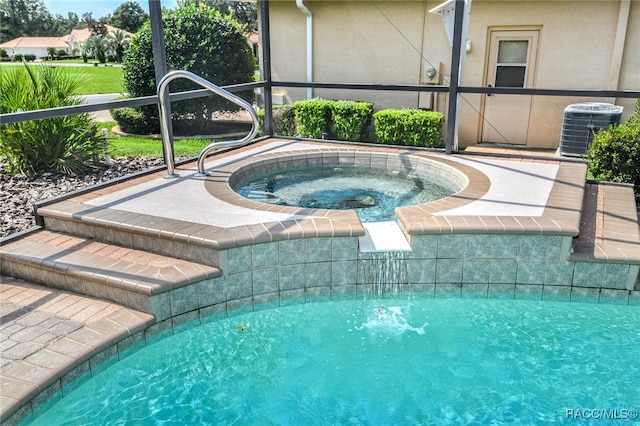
xmin=81 ymin=12 xmax=95 ymax=28
xmin=84 ymin=34 xmax=110 ymax=63
xmin=56 ymin=12 xmax=80 ymax=34
xmin=0 ymin=0 xmax=56 ymax=41
xmin=177 ymin=0 xmax=257 ymax=31
xmin=46 ymin=46 xmax=55 ymax=60
xmin=89 ymin=21 xmax=108 ymax=37
xmin=110 ymin=29 xmax=130 ymax=62
xmin=121 ymin=2 xmax=255 ymax=134
xmin=80 ymin=44 xmax=88 ymax=63
xmin=110 ymin=1 xmax=147 ymax=33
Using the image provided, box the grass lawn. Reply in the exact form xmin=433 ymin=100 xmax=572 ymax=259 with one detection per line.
xmin=0 ymin=62 xmax=123 ymax=94
xmin=66 ymin=66 xmax=124 ymax=94
xmin=100 ymin=122 xmax=211 ymax=157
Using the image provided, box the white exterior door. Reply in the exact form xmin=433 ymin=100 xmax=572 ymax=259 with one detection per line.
xmin=481 ymin=29 xmax=539 ymax=144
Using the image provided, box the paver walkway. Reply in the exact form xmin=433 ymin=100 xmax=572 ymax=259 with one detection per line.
xmin=1 ymin=277 xmax=125 ymax=371
xmin=0 ymin=276 xmax=154 ymax=424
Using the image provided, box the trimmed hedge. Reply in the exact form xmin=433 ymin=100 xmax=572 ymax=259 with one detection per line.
xmin=261 ymin=99 xmax=442 ymax=146
xmin=293 ymin=98 xmax=373 ymax=141
xmin=373 ymin=109 xmax=444 ymax=148
xmin=331 ymin=100 xmax=373 ymax=142
xmin=294 ymin=98 xmax=333 ymax=139
xmin=258 ymin=104 xmax=296 ymax=137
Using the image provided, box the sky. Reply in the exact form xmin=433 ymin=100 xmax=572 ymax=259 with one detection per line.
xmin=43 ymin=0 xmax=178 ymax=19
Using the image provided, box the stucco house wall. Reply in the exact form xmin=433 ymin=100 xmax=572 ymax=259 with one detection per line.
xmin=264 ymin=0 xmax=639 ymax=149
xmin=0 ymin=37 xmax=70 ymax=59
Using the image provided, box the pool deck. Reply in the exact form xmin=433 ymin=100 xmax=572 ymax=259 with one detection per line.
xmin=36 ymin=138 xmax=590 ymax=239
xmin=2 ymin=138 xmax=640 ymax=424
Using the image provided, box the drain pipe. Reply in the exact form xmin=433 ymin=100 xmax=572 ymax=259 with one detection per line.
xmin=296 ymin=0 xmax=313 ymax=99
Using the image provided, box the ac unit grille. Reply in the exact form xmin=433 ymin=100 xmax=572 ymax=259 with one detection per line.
xmin=560 ymin=103 xmax=623 ymax=156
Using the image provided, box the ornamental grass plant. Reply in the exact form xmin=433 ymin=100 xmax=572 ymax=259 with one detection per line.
xmin=0 ymin=64 xmax=101 ymax=175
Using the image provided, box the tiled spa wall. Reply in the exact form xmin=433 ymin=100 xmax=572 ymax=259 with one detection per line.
xmin=221 ymin=236 xmax=363 ymax=305
xmin=151 ymin=234 xmax=639 ymax=321
xmin=408 ymin=233 xmax=639 ymax=304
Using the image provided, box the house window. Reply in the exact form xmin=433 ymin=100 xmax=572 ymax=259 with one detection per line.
xmin=494 ymin=40 xmax=528 ymax=87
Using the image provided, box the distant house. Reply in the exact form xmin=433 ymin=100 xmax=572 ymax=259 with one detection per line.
xmin=0 ymin=36 xmax=70 ymax=58
xmin=64 ymin=25 xmax=132 ymax=52
xmin=265 ymin=0 xmax=639 ymax=149
xmin=0 ymin=25 xmax=132 ymax=60
xmin=246 ymin=30 xmax=259 ymax=59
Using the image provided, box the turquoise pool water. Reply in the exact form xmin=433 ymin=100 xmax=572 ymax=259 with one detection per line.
xmin=27 ymin=298 xmax=639 ymax=425
xmin=234 ymin=165 xmax=454 ymax=222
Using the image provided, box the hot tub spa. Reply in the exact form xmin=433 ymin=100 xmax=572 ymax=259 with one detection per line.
xmin=224 ymin=151 xmax=474 ymax=222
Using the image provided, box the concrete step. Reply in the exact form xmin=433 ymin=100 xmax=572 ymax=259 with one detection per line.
xmin=36 ymin=199 xmax=225 ymax=268
xmin=571 ymin=182 xmax=640 ymax=290
xmin=1 ymin=230 xmax=222 ymax=317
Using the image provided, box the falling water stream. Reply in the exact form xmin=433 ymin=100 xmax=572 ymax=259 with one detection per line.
xmin=359 ymin=251 xmax=410 ymax=297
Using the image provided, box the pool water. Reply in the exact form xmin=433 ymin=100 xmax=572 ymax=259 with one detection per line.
xmin=26 ymin=298 xmax=639 ymax=425
xmin=234 ymin=165 xmax=454 ymax=222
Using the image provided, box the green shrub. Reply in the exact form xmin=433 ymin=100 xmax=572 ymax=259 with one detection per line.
xmin=331 ymin=100 xmax=374 ymax=142
xmin=110 ymin=106 xmax=153 ymax=135
xmin=373 ymin=109 xmax=444 ymax=148
xmin=122 ymin=2 xmax=255 ymax=135
xmin=0 ymin=64 xmax=100 ymax=175
xmin=294 ymin=98 xmax=333 ymax=139
xmin=0 ymin=49 xmax=7 ymax=58
xmin=587 ymin=99 xmax=640 ymax=203
xmin=23 ymin=54 xmax=36 ymax=62
xmin=258 ymin=105 xmax=296 ymax=137
xmin=14 ymin=54 xmax=23 ymax=62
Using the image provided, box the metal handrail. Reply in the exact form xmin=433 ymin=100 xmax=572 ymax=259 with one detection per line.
xmin=157 ymin=70 xmax=259 ymax=178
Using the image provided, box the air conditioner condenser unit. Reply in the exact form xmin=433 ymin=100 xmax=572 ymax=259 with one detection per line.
xmin=560 ymin=102 xmax=623 ymax=157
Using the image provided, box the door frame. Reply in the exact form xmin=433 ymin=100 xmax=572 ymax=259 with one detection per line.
xmin=478 ymin=26 xmax=542 ymax=144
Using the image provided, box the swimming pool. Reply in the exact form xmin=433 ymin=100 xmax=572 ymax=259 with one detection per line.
xmin=6 ymin=140 xmax=639 ymax=425
xmin=24 ymin=297 xmax=640 ymax=425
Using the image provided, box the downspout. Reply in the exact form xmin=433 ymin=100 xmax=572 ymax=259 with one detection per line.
xmin=608 ymin=0 xmax=630 ymax=94
xmin=296 ymin=0 xmax=313 ymax=99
